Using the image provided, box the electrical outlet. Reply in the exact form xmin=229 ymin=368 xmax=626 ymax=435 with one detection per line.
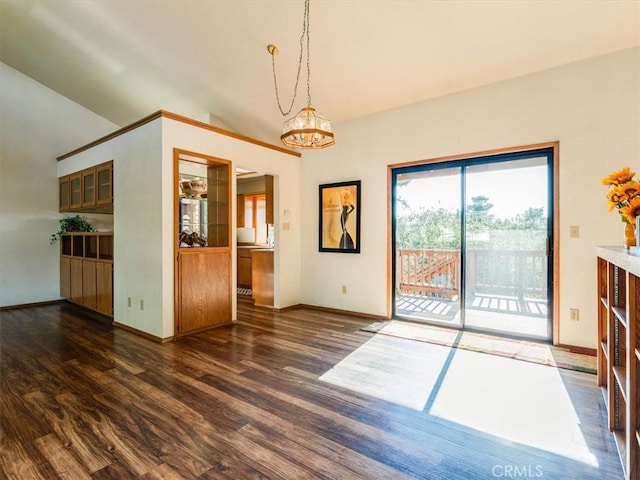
xmin=569 ymin=308 xmax=579 ymax=321
xmin=140 ymin=299 xmax=144 ymax=311
xmin=128 ymin=297 xmax=131 ymax=307
xmin=341 ymin=285 xmax=347 ymax=294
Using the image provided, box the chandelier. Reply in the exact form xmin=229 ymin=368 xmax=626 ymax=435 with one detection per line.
xmin=268 ymin=0 xmax=334 ymax=149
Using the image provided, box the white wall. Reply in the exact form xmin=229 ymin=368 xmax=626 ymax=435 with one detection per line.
xmin=56 ymin=114 xmax=301 ymax=339
xmin=5 ymin=47 xmax=637 ymax=348
xmin=301 ymin=47 xmax=640 ymax=348
xmin=0 ymin=63 xmax=117 ymax=307
xmin=162 ymin=118 xmax=302 ymax=338
xmin=58 ymin=119 xmax=165 ymax=337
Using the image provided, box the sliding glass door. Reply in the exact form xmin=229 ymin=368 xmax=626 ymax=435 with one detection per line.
xmin=392 ymin=149 xmax=553 ymax=341
xmin=394 ymin=166 xmax=463 ymax=328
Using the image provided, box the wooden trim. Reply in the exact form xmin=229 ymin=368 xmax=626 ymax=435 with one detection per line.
xmin=60 ymin=300 xmax=113 ymax=324
xmin=0 ymin=299 xmax=64 ymax=311
xmin=58 ymin=111 xmax=163 ymax=160
xmin=173 ymin=321 xmax=235 ymax=339
xmin=552 ymin=142 xmax=560 ymax=345
xmin=387 ymin=141 xmax=561 ymax=344
xmin=162 ymin=111 xmax=300 ymax=157
xmin=386 ymin=165 xmax=394 ymax=319
xmin=296 ymin=303 xmax=388 ymax=321
xmin=57 ymin=110 xmax=301 ymax=161
xmin=270 ymin=303 xmax=304 ymax=312
xmin=555 ymin=344 xmax=597 ymax=357
xmin=174 ymin=148 xmax=181 ymax=337
xmin=113 ymin=321 xmax=172 ymax=343
xmin=389 ymin=141 xmax=560 ymax=170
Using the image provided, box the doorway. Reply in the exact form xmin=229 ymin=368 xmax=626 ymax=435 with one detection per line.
xmin=392 ymin=147 xmax=554 ymax=341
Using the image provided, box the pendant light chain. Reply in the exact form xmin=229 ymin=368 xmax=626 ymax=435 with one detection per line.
xmin=270 ymin=0 xmax=310 ymax=116
xmin=268 ymin=0 xmax=334 ymax=148
xmin=304 ymin=0 xmax=311 ymax=107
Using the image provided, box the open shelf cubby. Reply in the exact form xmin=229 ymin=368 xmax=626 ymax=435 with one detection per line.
xmin=60 ymin=232 xmax=113 ymax=317
xmin=596 ymin=247 xmax=639 ymax=479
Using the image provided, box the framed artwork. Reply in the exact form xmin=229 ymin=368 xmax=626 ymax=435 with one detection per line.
xmin=319 ymin=180 xmax=361 ymax=253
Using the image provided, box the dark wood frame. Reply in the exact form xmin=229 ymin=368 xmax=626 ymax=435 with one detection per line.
xmin=319 ymin=180 xmax=361 ymax=254
xmin=387 ymin=141 xmax=560 ymax=342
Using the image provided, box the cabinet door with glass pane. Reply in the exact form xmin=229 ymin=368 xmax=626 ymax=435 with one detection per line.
xmin=58 ymin=161 xmax=113 ymax=213
xmin=59 ymin=176 xmax=70 ymax=211
xmin=82 ymin=169 xmax=96 ymax=207
xmin=175 ymin=150 xmax=231 ymax=337
xmin=69 ymin=173 xmax=82 ymax=210
xmin=96 ymin=162 xmax=113 ymax=205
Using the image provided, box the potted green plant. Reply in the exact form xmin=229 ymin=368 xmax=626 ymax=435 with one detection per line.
xmin=50 ymin=215 xmax=96 ymax=244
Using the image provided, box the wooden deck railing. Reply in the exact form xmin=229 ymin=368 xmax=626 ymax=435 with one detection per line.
xmin=397 ymin=249 xmax=546 ymax=300
xmin=397 ymin=249 xmax=460 ymax=299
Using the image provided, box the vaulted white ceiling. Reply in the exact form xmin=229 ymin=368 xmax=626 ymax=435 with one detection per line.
xmin=1 ymin=0 xmax=638 ymax=146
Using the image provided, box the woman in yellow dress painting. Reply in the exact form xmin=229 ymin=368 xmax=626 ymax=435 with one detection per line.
xmin=339 ymin=190 xmax=355 ymax=249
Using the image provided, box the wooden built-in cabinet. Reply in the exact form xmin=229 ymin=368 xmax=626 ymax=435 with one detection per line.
xmin=596 ymin=246 xmax=639 ymax=480
xmin=237 ymin=247 xmax=253 ymax=287
xmin=252 ymin=249 xmax=274 ymax=308
xmin=59 ymin=161 xmax=113 ymax=213
xmin=60 ymin=232 xmax=113 ymax=317
xmin=175 ymin=150 xmax=232 ymax=337
xmin=265 ymin=174 xmax=274 ymax=225
xmin=237 ymin=194 xmax=246 ymax=227
xmin=69 ymin=173 xmax=82 ymax=210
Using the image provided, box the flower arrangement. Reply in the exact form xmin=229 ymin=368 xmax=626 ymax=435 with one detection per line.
xmin=601 ymin=166 xmax=640 ymax=225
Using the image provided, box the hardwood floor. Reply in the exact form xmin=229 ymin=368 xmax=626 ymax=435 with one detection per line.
xmin=1 ymin=300 xmax=622 ymax=479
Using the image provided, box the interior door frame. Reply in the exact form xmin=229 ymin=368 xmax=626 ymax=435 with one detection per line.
xmin=387 ymin=142 xmax=560 ymax=344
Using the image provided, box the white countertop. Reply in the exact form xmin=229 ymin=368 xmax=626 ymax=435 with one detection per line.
xmin=594 ymin=246 xmax=640 ymax=277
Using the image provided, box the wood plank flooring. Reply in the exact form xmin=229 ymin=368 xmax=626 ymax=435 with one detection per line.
xmin=0 ymin=300 xmax=622 ymax=479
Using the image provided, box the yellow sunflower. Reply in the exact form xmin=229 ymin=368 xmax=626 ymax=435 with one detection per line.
xmin=601 ymin=166 xmax=636 ymax=186
xmin=603 ymin=167 xmax=640 ymax=224
xmin=620 ymin=196 xmax=640 ymax=225
xmin=608 ymin=181 xmax=640 ymax=210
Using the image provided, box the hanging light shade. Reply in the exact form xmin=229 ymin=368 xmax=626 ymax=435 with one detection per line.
xmin=281 ymin=107 xmax=334 ymax=149
xmin=268 ymin=0 xmax=334 ymax=149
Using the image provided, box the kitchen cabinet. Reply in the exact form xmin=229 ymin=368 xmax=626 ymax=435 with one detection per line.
xmin=252 ymin=249 xmax=273 ymax=307
xmin=237 ymin=194 xmax=245 ymax=227
xmin=265 ymin=174 xmax=274 ymax=225
xmin=237 ymin=247 xmax=253 ymax=287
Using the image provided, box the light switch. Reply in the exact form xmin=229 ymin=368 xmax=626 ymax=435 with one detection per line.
xmin=282 ymin=222 xmax=290 ymax=231
xmin=569 ymin=226 xmax=579 ymax=238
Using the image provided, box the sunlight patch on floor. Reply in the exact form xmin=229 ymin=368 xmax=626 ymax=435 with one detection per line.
xmin=319 ymin=334 xmax=451 ymax=410
xmin=430 ymin=348 xmax=598 ymax=466
xmin=320 ymin=333 xmax=599 ymax=466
